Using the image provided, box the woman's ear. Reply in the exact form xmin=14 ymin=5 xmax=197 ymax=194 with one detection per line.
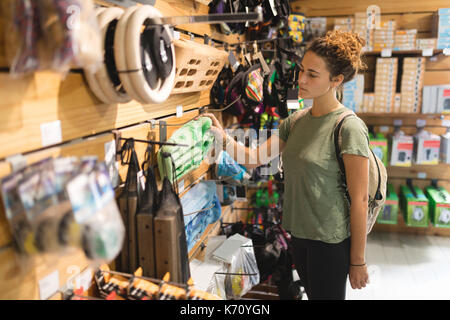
xmin=331 ymin=74 xmax=344 ymax=88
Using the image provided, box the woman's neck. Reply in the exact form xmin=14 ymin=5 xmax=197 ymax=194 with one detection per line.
xmin=311 ymin=90 xmax=342 ymax=117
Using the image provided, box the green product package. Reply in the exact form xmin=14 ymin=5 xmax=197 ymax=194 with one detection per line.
xmin=425 ymin=186 xmax=450 ymax=228
xmin=377 ymin=183 xmax=398 ymax=225
xmin=369 ymin=133 xmax=388 ymax=167
xmin=157 ymin=118 xmax=214 ymax=182
xmin=400 ymin=185 xmax=429 ymax=228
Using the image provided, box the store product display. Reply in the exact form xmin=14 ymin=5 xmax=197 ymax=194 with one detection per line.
xmin=114 ymin=5 xmax=176 ymax=104
xmin=181 ymin=181 xmax=221 ymax=251
xmin=400 ymin=57 xmax=425 ymax=113
xmin=400 ymin=182 xmax=429 ymax=228
xmin=136 ymin=144 xmax=159 ymax=277
xmin=0 ymin=156 xmax=125 ymax=267
xmin=369 ymin=133 xmax=389 ymax=167
xmin=434 ymin=8 xmax=450 ymax=49
xmin=374 ymin=57 xmax=398 ymax=113
xmin=157 ymin=117 xmax=214 ymax=182
xmin=91 ymin=264 xmax=220 ymax=300
xmin=440 ymin=126 xmax=450 ymax=163
xmin=84 ymin=7 xmax=131 ymax=104
xmin=390 ymin=129 xmax=414 ymax=167
xmin=413 ymin=127 xmax=441 ymax=165
xmin=116 ymin=139 xmax=142 ymax=273
xmin=425 ymin=185 xmax=450 ymax=228
xmin=154 ymin=176 xmax=191 ymax=284
xmin=377 ymin=184 xmax=399 ymax=225
xmin=4 ymin=0 xmax=102 ymax=77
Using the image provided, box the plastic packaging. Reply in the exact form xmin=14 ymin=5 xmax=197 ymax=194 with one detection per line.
xmin=38 ymin=0 xmax=102 ymax=74
xmin=66 ymin=161 xmax=125 ymax=265
xmin=212 ymin=234 xmax=260 ymax=299
xmin=4 ymin=0 xmax=43 ymax=77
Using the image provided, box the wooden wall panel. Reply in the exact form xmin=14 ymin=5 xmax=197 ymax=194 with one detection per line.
xmin=0 ymin=72 xmax=209 ymax=160
xmin=424 ymin=70 xmax=450 ymax=85
xmin=0 ymin=247 xmax=90 ymax=300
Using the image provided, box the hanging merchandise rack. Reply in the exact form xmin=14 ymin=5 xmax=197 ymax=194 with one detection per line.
xmin=143 ymin=7 xmax=263 ymax=27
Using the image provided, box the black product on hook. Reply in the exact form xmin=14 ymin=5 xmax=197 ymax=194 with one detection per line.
xmin=145 ymin=7 xmax=263 ymax=27
xmin=136 ymin=144 xmax=159 ymax=278
xmin=154 ymin=152 xmax=190 ymax=284
xmin=117 ymin=138 xmax=142 ymax=274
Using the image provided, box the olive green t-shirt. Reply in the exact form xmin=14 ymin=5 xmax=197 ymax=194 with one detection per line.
xmin=278 ymin=107 xmax=370 ymax=243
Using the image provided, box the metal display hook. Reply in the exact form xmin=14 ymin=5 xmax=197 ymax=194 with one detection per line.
xmin=144 ymin=7 xmax=263 ymax=27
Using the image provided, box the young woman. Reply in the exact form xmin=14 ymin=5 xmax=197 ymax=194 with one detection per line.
xmin=200 ymin=30 xmax=370 ymax=300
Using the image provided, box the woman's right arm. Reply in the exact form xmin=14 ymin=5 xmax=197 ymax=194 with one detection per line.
xmin=200 ymin=113 xmax=287 ymax=170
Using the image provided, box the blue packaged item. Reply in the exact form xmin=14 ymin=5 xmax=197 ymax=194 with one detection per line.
xmin=216 ymin=150 xmax=251 ymax=185
xmin=181 ymin=181 xmax=221 ymax=250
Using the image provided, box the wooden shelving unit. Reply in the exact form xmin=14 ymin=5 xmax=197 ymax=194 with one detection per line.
xmin=0 ymin=0 xmax=244 ymax=299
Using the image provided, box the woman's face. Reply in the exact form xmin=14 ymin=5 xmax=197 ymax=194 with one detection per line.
xmin=298 ymin=51 xmax=341 ymax=99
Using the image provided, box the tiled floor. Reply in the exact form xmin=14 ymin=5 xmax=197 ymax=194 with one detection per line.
xmin=346 ymin=231 xmax=450 ymax=300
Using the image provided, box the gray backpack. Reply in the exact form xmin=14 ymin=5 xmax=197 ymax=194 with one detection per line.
xmin=286 ymin=107 xmax=387 ymax=234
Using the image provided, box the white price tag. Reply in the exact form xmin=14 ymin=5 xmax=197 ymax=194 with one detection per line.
xmin=379 ymin=126 xmax=389 ymax=133
xmin=40 ymin=120 xmax=62 ymax=147
xmin=381 ymin=49 xmax=392 ymax=57
xmin=418 ymin=172 xmax=427 ymax=179
xmin=393 ymin=119 xmax=403 ymax=126
xmin=416 ymin=119 xmax=426 ymax=127
xmin=422 ymin=48 xmax=433 ymax=57
xmin=39 ymin=270 xmax=60 ymax=300
xmin=75 ymin=268 xmax=93 ymax=291
xmin=442 ymin=120 xmax=450 ymax=127
xmin=176 ymin=105 xmax=183 ymax=118
xmin=173 ymin=31 xmax=180 ymax=40
xmin=444 ymin=48 xmax=450 ymax=56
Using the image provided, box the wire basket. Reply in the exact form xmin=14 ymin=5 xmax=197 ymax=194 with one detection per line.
xmin=171 ymin=39 xmax=228 ymax=94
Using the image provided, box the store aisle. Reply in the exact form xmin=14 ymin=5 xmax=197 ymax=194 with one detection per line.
xmin=346 ymin=232 xmax=450 ymax=300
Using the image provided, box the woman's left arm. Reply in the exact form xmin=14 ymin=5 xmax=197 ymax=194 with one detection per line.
xmin=343 ymin=153 xmax=370 ymax=290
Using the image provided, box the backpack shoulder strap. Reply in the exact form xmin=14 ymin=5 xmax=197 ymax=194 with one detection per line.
xmin=333 ymin=110 xmax=356 ymax=205
xmin=333 ymin=109 xmax=356 ymax=175
xmin=288 ymin=106 xmax=312 ymax=136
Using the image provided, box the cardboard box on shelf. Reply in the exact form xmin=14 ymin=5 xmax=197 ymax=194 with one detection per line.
xmin=422 ymin=86 xmax=438 ymax=114
xmin=416 ymin=38 xmax=438 ymax=49
xmin=393 ymin=93 xmax=402 ymax=113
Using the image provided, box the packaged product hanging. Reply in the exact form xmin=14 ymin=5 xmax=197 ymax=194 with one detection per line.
xmin=136 ymin=144 xmax=159 ymax=277
xmin=211 ymin=233 xmax=260 ymax=299
xmin=116 ymin=138 xmax=142 ymax=273
xmin=154 ymin=154 xmax=191 ymax=284
xmin=180 ymin=180 xmax=221 ymax=251
xmin=0 ymin=157 xmax=125 ymax=270
xmin=3 ymin=0 xmax=43 ymax=77
xmin=157 ymin=118 xmax=214 ymax=182
xmin=38 ymin=0 xmax=102 ymax=74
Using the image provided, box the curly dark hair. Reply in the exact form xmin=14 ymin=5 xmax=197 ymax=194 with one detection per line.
xmin=307 ymin=30 xmax=367 ymax=84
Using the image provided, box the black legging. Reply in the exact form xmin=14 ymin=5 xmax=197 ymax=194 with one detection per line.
xmin=291 ymin=236 xmax=351 ymax=300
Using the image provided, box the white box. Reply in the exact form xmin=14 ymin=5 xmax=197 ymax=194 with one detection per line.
xmin=437 ymin=85 xmax=450 ymax=113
